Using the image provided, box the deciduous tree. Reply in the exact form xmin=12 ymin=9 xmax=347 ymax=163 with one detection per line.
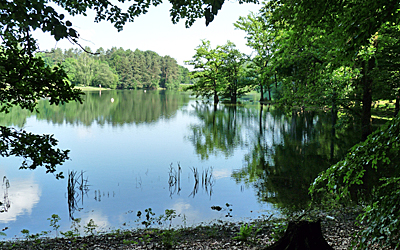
xmin=235 ymin=11 xmax=276 ymax=102
xmin=1 ymin=0 xmax=257 ymax=177
xmin=186 ymin=40 xmax=226 ymax=105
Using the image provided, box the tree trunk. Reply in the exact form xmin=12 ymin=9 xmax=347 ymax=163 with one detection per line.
xmin=231 ymin=80 xmax=237 ymax=103
xmin=259 ymin=104 xmax=263 ymax=136
xmin=395 ymin=89 xmax=400 ymax=117
xmin=361 ymin=58 xmax=374 ymax=141
xmin=213 ymin=79 xmax=219 ymax=105
xmin=359 ymin=58 xmax=375 ymax=196
xmin=266 ymin=220 xmax=333 ymax=250
xmin=331 ymin=89 xmax=337 ymax=161
xmin=268 ymin=86 xmax=272 ymax=101
xmin=260 ymin=84 xmax=264 ymax=102
xmin=214 ymin=92 xmax=219 ymax=105
xmin=231 ymin=94 xmax=237 ymax=104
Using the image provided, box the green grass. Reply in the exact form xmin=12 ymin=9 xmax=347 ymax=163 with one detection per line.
xmin=75 ymin=86 xmax=111 ymax=91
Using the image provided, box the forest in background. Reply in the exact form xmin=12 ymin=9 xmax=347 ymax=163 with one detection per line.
xmin=37 ymin=47 xmax=191 ymax=90
xmin=3 ymin=0 xmax=400 ymax=248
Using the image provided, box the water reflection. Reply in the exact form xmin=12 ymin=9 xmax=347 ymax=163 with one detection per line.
xmin=0 ymin=176 xmax=40 ymax=222
xmin=168 ymin=163 xmax=215 ymax=199
xmin=67 ymin=170 xmax=90 ymax=220
xmin=0 ymin=90 xmax=190 ymax=128
xmin=231 ymin=107 xmax=359 ymax=213
xmin=186 ymin=102 xmax=359 ymax=213
xmin=94 ymin=189 xmax=115 ymax=202
xmin=0 ymin=91 xmax=361 ymax=237
xmin=36 ymin=90 xmax=190 ymax=126
xmin=187 ymin=102 xmax=243 ymax=160
xmin=1 ymin=177 xmax=10 ymax=213
xmin=168 ymin=163 xmax=181 ymax=197
xmin=188 ymin=167 xmax=215 ymax=198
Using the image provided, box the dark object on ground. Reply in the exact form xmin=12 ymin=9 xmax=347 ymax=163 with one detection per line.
xmin=266 ymin=220 xmax=334 ymax=250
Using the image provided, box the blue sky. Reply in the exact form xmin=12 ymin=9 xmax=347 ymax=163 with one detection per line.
xmin=33 ymin=1 xmax=261 ymax=67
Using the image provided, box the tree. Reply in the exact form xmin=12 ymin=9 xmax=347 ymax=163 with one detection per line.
xmin=74 ymin=47 xmax=96 ymax=86
xmin=131 ymin=49 xmax=145 ymax=88
xmin=92 ymin=61 xmax=119 ymax=88
xmin=0 ymin=0 xmax=84 ymax=178
xmin=179 ymin=66 xmax=191 ymax=84
xmin=264 ymin=0 xmax=400 ymax=140
xmin=1 ymin=0 xmax=257 ymax=177
xmin=116 ymin=56 xmax=135 ymax=89
xmin=38 ymin=46 xmax=187 ymax=90
xmin=235 ymin=12 xmax=276 ymax=102
xmin=219 ymin=41 xmax=252 ymax=103
xmin=186 ymin=40 xmax=252 ymax=104
xmin=264 ymin=0 xmax=399 ymax=61
xmin=259 ymin=1 xmax=400 ymax=248
xmin=369 ymin=25 xmax=400 ymax=116
xmin=63 ymin=57 xmax=78 ymax=84
xmin=310 ymin=113 xmax=400 ymax=249
xmin=237 ymin=2 xmax=400 ymax=248
xmin=160 ymin=56 xmax=180 ymax=89
xmin=186 ymin=40 xmax=226 ymax=105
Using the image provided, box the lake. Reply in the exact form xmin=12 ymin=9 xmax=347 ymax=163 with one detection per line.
xmin=0 ymin=90 xmax=358 ymax=239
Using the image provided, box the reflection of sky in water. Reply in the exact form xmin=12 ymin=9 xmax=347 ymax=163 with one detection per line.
xmin=0 ymin=174 xmax=41 ymax=223
xmin=0 ymin=99 xmax=277 ymax=239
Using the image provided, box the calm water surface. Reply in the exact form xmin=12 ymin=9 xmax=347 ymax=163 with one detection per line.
xmin=0 ymin=90 xmax=357 ymax=239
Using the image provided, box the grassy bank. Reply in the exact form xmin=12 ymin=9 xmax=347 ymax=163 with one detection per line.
xmin=75 ymin=86 xmax=109 ymax=91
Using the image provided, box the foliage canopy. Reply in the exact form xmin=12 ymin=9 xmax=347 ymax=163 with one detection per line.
xmin=186 ymin=40 xmax=253 ymax=104
xmin=1 ymin=0 xmax=255 ymax=177
xmin=256 ymin=1 xmax=400 ymax=248
xmin=38 ymin=47 xmax=189 ymax=89
xmin=230 ymin=1 xmax=400 ymax=248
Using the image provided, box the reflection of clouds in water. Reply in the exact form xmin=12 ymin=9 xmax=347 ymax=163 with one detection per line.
xmin=0 ymin=177 xmax=41 ymax=222
xmin=213 ymin=169 xmax=231 ymax=180
xmin=81 ymin=211 xmax=110 ymax=232
xmin=170 ymin=200 xmax=206 ymax=226
xmin=171 ymin=200 xmax=191 ymax=214
xmin=76 ymin=127 xmax=93 ymax=139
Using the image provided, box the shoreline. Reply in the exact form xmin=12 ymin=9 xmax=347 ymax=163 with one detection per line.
xmin=0 ymin=215 xmax=380 ymax=250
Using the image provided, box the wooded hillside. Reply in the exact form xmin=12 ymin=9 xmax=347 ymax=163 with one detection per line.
xmin=37 ymin=47 xmax=191 ymax=89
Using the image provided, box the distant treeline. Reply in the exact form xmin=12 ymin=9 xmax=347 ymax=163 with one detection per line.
xmin=37 ymin=47 xmax=191 ymax=89
xmin=0 ymin=90 xmax=191 ymax=127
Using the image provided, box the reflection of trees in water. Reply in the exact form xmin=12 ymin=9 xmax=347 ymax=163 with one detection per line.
xmin=0 ymin=176 xmax=10 ymax=213
xmin=36 ymin=90 xmax=190 ymax=126
xmin=0 ymin=108 xmax=31 ymax=128
xmin=232 ymin=106 xmax=360 ymax=213
xmin=67 ymin=170 xmax=89 ymax=220
xmin=0 ymin=90 xmax=191 ymax=127
xmin=187 ymin=102 xmax=245 ymax=160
